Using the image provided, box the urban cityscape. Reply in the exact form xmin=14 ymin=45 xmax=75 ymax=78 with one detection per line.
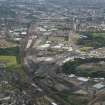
xmin=0 ymin=0 xmax=105 ymax=105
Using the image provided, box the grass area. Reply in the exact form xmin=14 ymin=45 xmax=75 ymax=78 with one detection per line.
xmin=79 ymin=47 xmax=93 ymax=52
xmin=0 ymin=47 xmax=21 ymax=64
xmin=0 ymin=55 xmax=26 ymax=77
xmin=0 ymin=56 xmax=17 ymax=67
xmin=0 ymin=55 xmax=27 ymax=81
xmin=92 ymin=32 xmax=105 ymax=38
xmin=0 ymin=55 xmax=22 ymax=72
xmin=63 ymin=92 xmax=89 ymax=105
xmin=0 ymin=47 xmax=19 ymax=55
xmin=0 ymin=47 xmax=27 ymax=80
xmin=62 ymin=58 xmax=105 ymax=77
xmin=77 ymin=32 xmax=105 ymax=48
xmin=0 ymin=45 xmax=27 ymax=90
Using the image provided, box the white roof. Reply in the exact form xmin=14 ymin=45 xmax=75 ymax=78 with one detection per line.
xmin=77 ymin=77 xmax=89 ymax=82
xmin=45 ymin=57 xmax=54 ymax=61
xmin=50 ymin=28 xmax=58 ymax=31
xmin=46 ymin=41 xmax=51 ymax=44
xmin=93 ymin=83 xmax=105 ymax=89
xmin=14 ymin=38 xmax=22 ymax=41
xmin=21 ymin=32 xmax=27 ymax=35
xmin=53 ymin=45 xmax=62 ymax=49
xmin=37 ymin=27 xmax=47 ymax=32
xmin=63 ymin=57 xmax=74 ymax=63
xmin=9 ymin=30 xmax=13 ymax=33
xmin=68 ymin=74 xmax=75 ymax=78
xmin=51 ymin=102 xmax=57 ymax=105
xmin=37 ymin=57 xmax=54 ymax=62
xmin=39 ymin=44 xmax=50 ymax=48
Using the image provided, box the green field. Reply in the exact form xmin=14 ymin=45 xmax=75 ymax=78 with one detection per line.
xmin=0 ymin=55 xmax=21 ymax=70
xmin=0 ymin=46 xmax=27 ymax=81
xmin=0 ymin=55 xmax=27 ymax=81
xmin=0 ymin=56 xmax=17 ymax=67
